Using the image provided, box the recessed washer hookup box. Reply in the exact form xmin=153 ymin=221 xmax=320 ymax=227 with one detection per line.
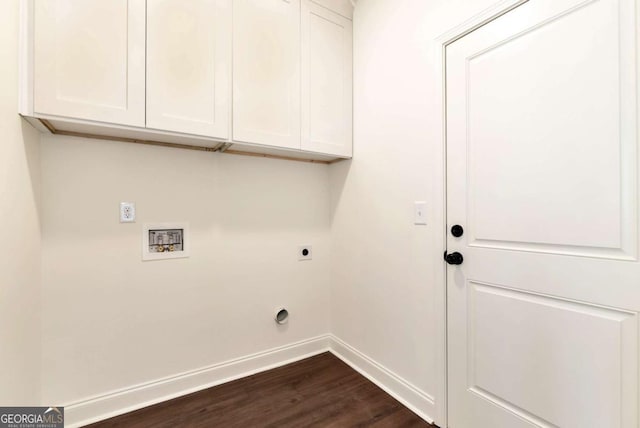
xmin=142 ymin=223 xmax=190 ymax=261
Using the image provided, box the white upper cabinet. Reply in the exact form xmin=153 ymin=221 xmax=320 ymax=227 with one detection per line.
xmin=301 ymin=0 xmax=352 ymax=157
xmin=233 ymin=0 xmax=301 ymax=150
xmin=146 ymin=0 xmax=231 ymax=139
xmin=24 ymin=0 xmax=353 ymax=160
xmin=33 ymin=0 xmax=145 ymax=127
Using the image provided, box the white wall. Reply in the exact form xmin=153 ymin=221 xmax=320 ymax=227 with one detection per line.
xmin=0 ymin=0 xmax=42 ymax=405
xmin=40 ymin=136 xmax=331 ymax=406
xmin=0 ymin=0 xmax=519 ymax=422
xmin=330 ymin=0 xmax=500 ymax=422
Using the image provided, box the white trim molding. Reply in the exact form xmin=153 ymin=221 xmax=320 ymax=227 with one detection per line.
xmin=63 ymin=335 xmax=331 ymax=427
xmin=62 ymin=334 xmax=437 ymax=427
xmin=328 ymin=336 xmax=436 ymax=424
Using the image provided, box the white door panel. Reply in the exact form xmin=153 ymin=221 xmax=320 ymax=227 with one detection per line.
xmin=469 ymin=281 xmax=635 ymax=428
xmin=446 ymin=0 xmax=639 ymax=427
xmin=34 ymin=0 xmax=145 ymax=126
xmin=146 ymin=0 xmax=231 ymax=139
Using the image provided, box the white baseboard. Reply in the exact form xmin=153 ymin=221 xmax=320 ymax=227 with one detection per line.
xmin=328 ymin=335 xmax=436 ymax=425
xmin=64 ymin=335 xmax=331 ymax=427
xmin=63 ymin=334 xmax=436 ymax=427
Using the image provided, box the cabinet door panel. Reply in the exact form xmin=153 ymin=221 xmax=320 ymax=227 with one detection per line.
xmin=233 ymin=0 xmax=301 ymax=149
xmin=34 ymin=0 xmax=145 ymax=127
xmin=147 ymin=0 xmax=231 ymax=139
xmin=301 ymin=0 xmax=352 ymax=157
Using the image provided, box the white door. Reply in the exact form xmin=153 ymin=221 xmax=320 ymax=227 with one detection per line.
xmin=446 ymin=0 xmax=639 ymax=427
xmin=146 ymin=0 xmax=231 ymax=139
xmin=301 ymin=0 xmax=353 ymax=157
xmin=34 ymin=0 xmax=145 ymax=127
xmin=232 ymin=0 xmax=301 ymax=150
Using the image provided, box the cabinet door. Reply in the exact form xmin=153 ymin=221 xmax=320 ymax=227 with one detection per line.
xmin=233 ymin=0 xmax=301 ymax=149
xmin=34 ymin=0 xmax=145 ymax=127
xmin=301 ymin=0 xmax=352 ymax=157
xmin=147 ymin=0 xmax=231 ymax=139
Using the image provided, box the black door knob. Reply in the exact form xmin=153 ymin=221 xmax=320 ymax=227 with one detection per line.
xmin=444 ymin=251 xmax=464 ymax=265
xmin=451 ymin=225 xmax=464 ymax=237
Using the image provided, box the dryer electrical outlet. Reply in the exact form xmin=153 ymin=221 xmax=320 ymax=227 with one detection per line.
xmin=298 ymin=245 xmax=312 ymax=261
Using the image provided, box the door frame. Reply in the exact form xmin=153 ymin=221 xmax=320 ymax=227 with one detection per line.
xmin=432 ymin=1 xmax=529 ymax=426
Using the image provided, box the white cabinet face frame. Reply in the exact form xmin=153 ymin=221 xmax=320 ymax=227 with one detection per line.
xmin=232 ymin=0 xmax=302 ymax=150
xmin=301 ymin=0 xmax=353 ymax=157
xmin=32 ymin=0 xmax=146 ymax=127
xmin=146 ymin=0 xmax=232 ymax=140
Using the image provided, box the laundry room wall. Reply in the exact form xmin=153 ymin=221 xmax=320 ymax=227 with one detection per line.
xmin=329 ymin=0 xmax=501 ymax=421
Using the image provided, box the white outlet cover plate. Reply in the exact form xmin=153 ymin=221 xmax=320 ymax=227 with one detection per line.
xmin=120 ymin=202 xmax=136 ymax=223
xmin=298 ymin=245 xmax=312 ymax=261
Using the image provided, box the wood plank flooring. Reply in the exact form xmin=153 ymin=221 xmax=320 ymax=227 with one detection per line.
xmin=86 ymin=352 xmax=434 ymax=428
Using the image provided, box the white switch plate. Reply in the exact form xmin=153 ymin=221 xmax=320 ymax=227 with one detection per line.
xmin=414 ymin=201 xmax=427 ymax=225
xmin=120 ymin=202 xmax=136 ymax=223
xmin=298 ymin=245 xmax=312 ymax=261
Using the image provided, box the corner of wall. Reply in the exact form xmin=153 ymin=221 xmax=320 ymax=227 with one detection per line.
xmin=0 ymin=0 xmax=42 ymax=406
xmin=328 ymin=335 xmax=436 ymax=424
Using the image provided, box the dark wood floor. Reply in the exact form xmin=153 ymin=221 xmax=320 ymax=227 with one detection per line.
xmin=86 ymin=352 xmax=434 ymax=428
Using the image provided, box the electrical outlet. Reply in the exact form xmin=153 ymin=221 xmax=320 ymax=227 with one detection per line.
xmin=298 ymin=245 xmax=312 ymax=261
xmin=120 ymin=202 xmax=136 ymax=223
